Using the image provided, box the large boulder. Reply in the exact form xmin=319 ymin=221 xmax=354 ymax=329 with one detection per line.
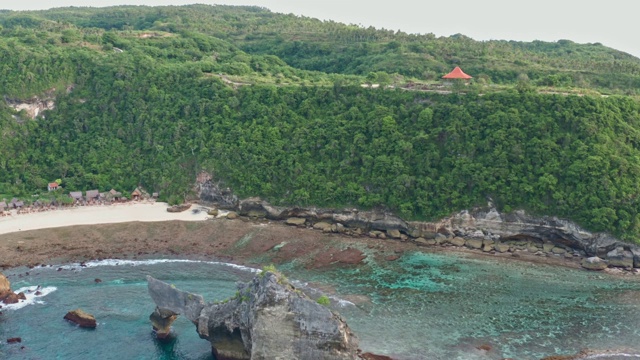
xmin=581 ymin=257 xmax=608 ymax=271
xmin=166 ymin=203 xmax=191 ymax=213
xmin=0 ymin=272 xmax=10 ymax=298
xmin=606 ymin=247 xmax=634 ymax=268
xmin=147 ymin=273 xmax=359 ymax=360
xmin=0 ymin=272 xmax=24 ymax=305
xmin=64 ymin=309 xmax=97 ymax=328
xmin=285 ymin=217 xmax=306 ymax=226
xmin=386 ymin=229 xmax=401 ymax=239
xmin=313 ymin=222 xmax=333 ymax=232
xmin=633 ymin=248 xmax=640 ymax=268
xmin=495 ymin=243 xmax=511 ymax=253
xmin=465 ymin=239 xmax=483 ymax=249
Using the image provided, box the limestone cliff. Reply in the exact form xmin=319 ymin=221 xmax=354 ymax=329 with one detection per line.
xmin=420 ymin=208 xmax=639 ymax=266
xmin=197 ymin=181 xmax=640 ymax=269
xmin=235 ymin=197 xmax=409 ymax=233
xmin=5 ymin=95 xmax=55 ymax=119
xmin=147 ymin=273 xmax=359 ymax=359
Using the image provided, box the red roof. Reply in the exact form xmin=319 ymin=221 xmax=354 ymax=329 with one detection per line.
xmin=48 ymin=182 xmax=59 ymax=188
xmin=442 ymin=66 xmax=472 ymax=79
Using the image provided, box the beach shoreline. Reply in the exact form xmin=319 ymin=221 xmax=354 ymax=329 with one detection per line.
xmin=0 ymin=202 xmax=214 ymax=236
xmin=0 ymin=203 xmax=637 ymax=280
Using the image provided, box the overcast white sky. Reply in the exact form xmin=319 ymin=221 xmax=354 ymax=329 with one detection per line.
xmin=5 ymin=0 xmax=640 ymax=58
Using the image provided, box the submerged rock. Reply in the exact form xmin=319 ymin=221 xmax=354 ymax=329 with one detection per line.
xmin=147 ymin=272 xmax=359 ymax=359
xmin=359 ymin=352 xmax=395 ymax=360
xmin=6 ymin=337 xmax=22 ymax=344
xmin=64 ymin=309 xmax=97 ymax=328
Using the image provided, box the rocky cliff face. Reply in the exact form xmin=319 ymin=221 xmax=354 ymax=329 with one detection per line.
xmin=147 ymin=273 xmax=359 ymax=359
xmin=196 ymin=176 xmax=238 ymax=209
xmin=197 ymin=182 xmax=640 ymax=269
xmin=6 ymin=96 xmax=55 ymax=119
xmin=431 ymin=208 xmax=639 ymax=262
xmin=235 ymin=197 xmax=408 ymax=233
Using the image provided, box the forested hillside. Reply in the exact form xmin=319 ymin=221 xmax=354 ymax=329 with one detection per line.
xmin=2 ymin=5 xmax=640 ymax=242
xmin=22 ymin=4 xmax=640 ymax=94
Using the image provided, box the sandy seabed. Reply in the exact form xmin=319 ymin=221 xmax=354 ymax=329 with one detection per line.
xmin=0 ymin=202 xmax=212 ymax=236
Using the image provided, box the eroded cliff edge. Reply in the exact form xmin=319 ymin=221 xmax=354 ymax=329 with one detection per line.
xmin=198 ymin=178 xmax=640 ymax=270
xmin=147 ymin=273 xmax=359 ymax=359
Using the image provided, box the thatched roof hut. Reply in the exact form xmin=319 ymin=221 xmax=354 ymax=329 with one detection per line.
xmin=70 ymin=191 xmax=83 ymax=201
xmin=131 ymin=188 xmax=142 ymax=201
xmin=86 ymin=190 xmax=100 ymax=200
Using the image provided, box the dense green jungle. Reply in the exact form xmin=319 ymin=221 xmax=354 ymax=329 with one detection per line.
xmin=2 ymin=5 xmax=640 ymax=242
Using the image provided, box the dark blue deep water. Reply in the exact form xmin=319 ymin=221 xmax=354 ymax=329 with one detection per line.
xmin=1 ymin=253 xmax=640 ymax=360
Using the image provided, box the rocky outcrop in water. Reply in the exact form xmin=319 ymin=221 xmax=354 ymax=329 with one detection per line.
xmin=0 ymin=272 xmax=10 ymax=297
xmin=0 ymin=272 xmax=24 ymax=305
xmin=149 ymin=307 xmax=179 ymax=339
xmin=147 ymin=272 xmax=359 ymax=359
xmin=64 ymin=309 xmax=97 ymax=328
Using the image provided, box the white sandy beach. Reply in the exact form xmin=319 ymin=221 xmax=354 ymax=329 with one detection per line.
xmin=0 ymin=202 xmax=215 ymax=236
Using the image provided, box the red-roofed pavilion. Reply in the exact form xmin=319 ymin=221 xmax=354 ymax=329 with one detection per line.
xmin=442 ymin=66 xmax=472 ymax=80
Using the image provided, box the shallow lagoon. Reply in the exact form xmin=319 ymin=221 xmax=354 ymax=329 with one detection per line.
xmin=1 ymin=253 xmax=639 ymax=360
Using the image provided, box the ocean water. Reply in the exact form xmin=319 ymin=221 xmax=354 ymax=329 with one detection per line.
xmin=1 ymin=253 xmax=640 ymax=360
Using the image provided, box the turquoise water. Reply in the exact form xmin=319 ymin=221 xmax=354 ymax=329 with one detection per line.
xmin=1 ymin=253 xmax=640 ymax=360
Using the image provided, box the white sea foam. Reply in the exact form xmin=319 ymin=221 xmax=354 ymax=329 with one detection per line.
xmin=55 ymin=258 xmax=260 ymax=273
xmin=289 ymin=280 xmax=355 ymax=307
xmin=1 ymin=286 xmax=57 ymax=311
xmin=332 ymin=297 xmax=355 ymax=307
xmin=584 ymin=354 xmax=640 ymax=359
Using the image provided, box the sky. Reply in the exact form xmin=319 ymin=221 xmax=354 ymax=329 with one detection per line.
xmin=5 ymin=0 xmax=639 ymax=58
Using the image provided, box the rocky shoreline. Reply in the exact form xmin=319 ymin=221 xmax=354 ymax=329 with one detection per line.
xmin=1 ymin=201 xmax=639 ymax=359
xmin=211 ymin=196 xmax=640 ymax=273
